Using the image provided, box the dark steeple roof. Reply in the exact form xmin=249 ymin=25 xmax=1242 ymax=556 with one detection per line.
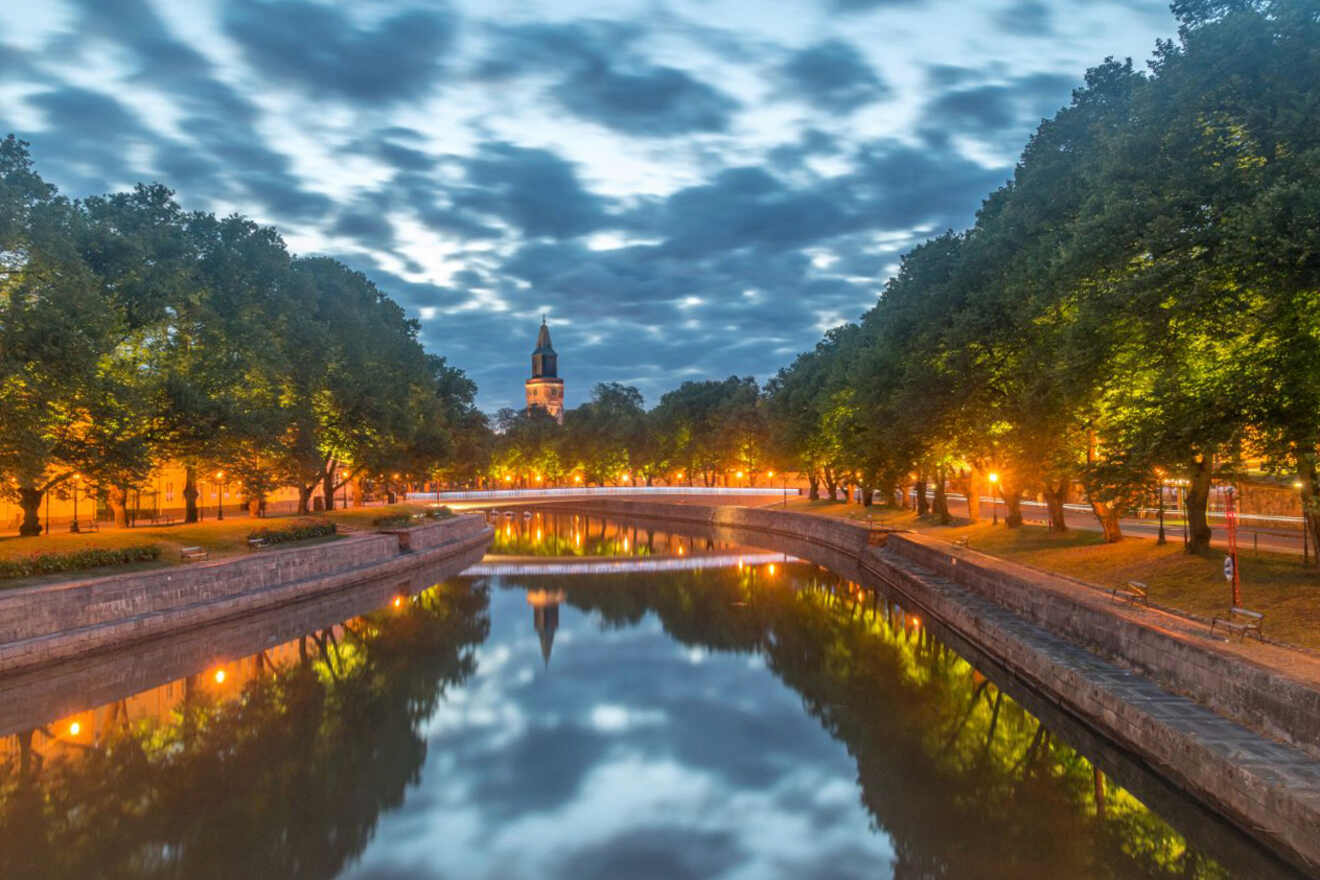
xmin=530 ymin=315 xmax=559 ymax=380
xmin=533 ymin=315 xmax=556 ymax=356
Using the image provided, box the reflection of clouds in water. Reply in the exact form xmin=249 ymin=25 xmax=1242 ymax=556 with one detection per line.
xmin=344 ymin=582 xmax=893 ymax=879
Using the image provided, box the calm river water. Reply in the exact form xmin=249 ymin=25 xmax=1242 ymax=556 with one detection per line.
xmin=0 ymin=510 xmax=1303 ymax=879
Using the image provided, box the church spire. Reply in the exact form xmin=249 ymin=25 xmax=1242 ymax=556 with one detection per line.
xmin=525 ymin=315 xmax=565 ymax=423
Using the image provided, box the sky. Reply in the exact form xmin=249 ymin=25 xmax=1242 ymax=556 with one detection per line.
xmin=0 ymin=0 xmax=1178 ymax=412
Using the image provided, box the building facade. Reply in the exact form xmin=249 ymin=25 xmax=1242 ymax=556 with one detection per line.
xmin=525 ymin=317 xmax=564 ymax=424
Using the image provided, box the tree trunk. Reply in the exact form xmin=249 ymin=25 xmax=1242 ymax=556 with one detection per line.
xmin=297 ymin=485 xmax=313 ymax=515
xmin=108 ymin=485 xmax=129 ymax=528
xmin=823 ymin=469 xmax=837 ymax=501
xmin=17 ymin=487 xmax=43 ymax=536
xmin=1185 ymin=454 xmax=1213 ymax=554
xmin=1003 ymin=492 xmax=1023 ymax=527
xmin=861 ymin=482 xmax=873 ymax=507
xmin=966 ymin=469 xmax=983 ymax=522
xmin=1042 ymin=479 xmax=1069 ymax=532
xmin=183 ymin=466 xmax=199 ymax=524
xmin=1088 ymin=499 xmax=1123 ymax=542
xmin=915 ymin=477 xmax=929 ymax=516
xmin=322 ymin=469 xmax=336 ymax=511
xmin=933 ymin=467 xmax=950 ymax=524
xmin=351 ymin=478 xmax=364 ymax=508
xmin=248 ymin=498 xmax=261 ymax=517
xmin=808 ymin=473 xmax=820 ymax=501
xmin=1002 ymin=479 xmax=1024 ymax=528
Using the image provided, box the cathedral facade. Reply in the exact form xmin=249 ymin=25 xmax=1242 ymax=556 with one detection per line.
xmin=525 ymin=317 xmax=564 ymax=424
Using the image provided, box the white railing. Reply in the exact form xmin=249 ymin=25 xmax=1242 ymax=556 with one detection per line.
xmin=463 ymin=552 xmax=794 ymax=577
xmin=409 ymin=486 xmax=791 ymax=502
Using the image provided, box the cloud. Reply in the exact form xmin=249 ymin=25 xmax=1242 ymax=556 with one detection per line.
xmin=223 ymin=0 xmax=456 ymax=102
xmin=994 ymin=0 xmax=1055 ymax=36
xmin=477 ymin=20 xmax=739 ymax=136
xmin=455 ymin=142 xmax=611 ymax=239
xmin=921 ymin=72 xmax=1078 ymax=152
xmin=779 ymin=40 xmax=890 ymax=113
xmin=554 ymin=65 xmax=739 ymax=136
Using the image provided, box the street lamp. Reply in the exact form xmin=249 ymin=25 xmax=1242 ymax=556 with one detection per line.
xmin=214 ymin=471 xmax=224 ymax=520
xmin=988 ymin=472 xmax=1000 ymax=525
xmin=70 ymin=474 xmax=81 ymax=533
xmin=1296 ymin=480 xmax=1309 ymax=565
xmin=1155 ymin=471 xmax=1167 ymax=545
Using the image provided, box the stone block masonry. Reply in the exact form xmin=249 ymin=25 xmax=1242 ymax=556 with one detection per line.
xmin=0 ymin=514 xmax=492 ymax=675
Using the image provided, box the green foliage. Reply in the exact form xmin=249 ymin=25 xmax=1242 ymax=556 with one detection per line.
xmin=764 ymin=2 xmax=1320 ymax=543
xmin=247 ymin=520 xmax=336 ymax=545
xmin=0 ymin=137 xmax=483 ymax=529
xmin=0 ymin=544 xmax=161 ymax=580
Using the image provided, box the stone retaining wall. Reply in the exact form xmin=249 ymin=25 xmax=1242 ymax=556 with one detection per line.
xmin=0 ymin=514 xmax=491 ymax=675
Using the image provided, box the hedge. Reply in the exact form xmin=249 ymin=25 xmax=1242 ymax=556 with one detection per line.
xmin=0 ymin=545 xmax=162 ymax=580
xmin=248 ymin=520 xmax=336 ymax=545
xmin=373 ymin=507 xmax=454 ymax=529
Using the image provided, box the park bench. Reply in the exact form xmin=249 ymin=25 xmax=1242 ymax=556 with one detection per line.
xmin=952 ymin=536 xmax=970 ymax=549
xmin=246 ymin=536 xmax=269 ymax=551
xmin=1111 ymin=580 xmax=1149 ymax=607
xmin=179 ymin=545 xmax=209 ymax=562
xmin=1211 ymin=607 xmax=1265 ymax=641
xmin=71 ymin=520 xmax=99 ymax=533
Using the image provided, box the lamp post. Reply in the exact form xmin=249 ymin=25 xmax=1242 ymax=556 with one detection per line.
xmin=988 ymin=472 xmax=1000 ymax=525
xmin=1156 ymin=473 xmax=1167 ymax=545
xmin=70 ymin=474 xmax=81 ymax=533
xmin=214 ymin=471 xmax=224 ymax=520
xmin=1296 ymin=480 xmax=1309 ymax=565
xmin=340 ymin=470 xmax=348 ymax=509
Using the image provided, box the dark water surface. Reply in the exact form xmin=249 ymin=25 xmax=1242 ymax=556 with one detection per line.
xmin=0 ymin=511 xmax=1302 ymax=879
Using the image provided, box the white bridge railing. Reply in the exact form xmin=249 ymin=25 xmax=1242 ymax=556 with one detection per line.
xmin=409 ymin=486 xmax=790 ymax=502
xmin=463 ymin=552 xmax=794 ymax=577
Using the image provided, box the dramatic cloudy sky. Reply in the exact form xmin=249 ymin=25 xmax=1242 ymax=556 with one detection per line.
xmin=0 ymin=0 xmax=1176 ymax=411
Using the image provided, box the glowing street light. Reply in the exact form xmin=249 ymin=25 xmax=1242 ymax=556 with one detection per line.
xmin=214 ymin=471 xmax=225 ymax=520
xmin=987 ymin=472 xmax=1000 ymax=525
xmin=69 ymin=721 xmax=81 ymax=736
xmin=214 ymin=669 xmax=226 ymax=684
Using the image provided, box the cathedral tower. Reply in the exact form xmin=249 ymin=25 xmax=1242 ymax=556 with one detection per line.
xmin=525 ymin=316 xmax=564 ymax=424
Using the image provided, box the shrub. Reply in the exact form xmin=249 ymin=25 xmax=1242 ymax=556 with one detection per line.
xmin=0 ymin=545 xmax=162 ymax=581
xmin=248 ymin=519 xmax=336 ymax=545
xmin=372 ymin=507 xmax=453 ymax=529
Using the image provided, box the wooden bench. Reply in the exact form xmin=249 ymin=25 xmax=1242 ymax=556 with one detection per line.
xmin=1111 ymin=580 xmax=1149 ymax=607
xmin=246 ymin=536 xmax=269 ymax=551
xmin=70 ymin=520 xmax=99 ymax=533
xmin=179 ymin=545 xmax=209 ymax=562
xmin=952 ymin=536 xmax=970 ymax=549
xmin=1211 ymin=607 xmax=1265 ymax=641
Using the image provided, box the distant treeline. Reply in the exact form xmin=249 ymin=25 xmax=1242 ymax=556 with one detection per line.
xmin=0 ymin=137 xmax=485 ymax=536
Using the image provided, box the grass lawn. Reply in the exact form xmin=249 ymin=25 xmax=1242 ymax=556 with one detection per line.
xmin=776 ymin=496 xmax=1320 ymax=651
xmin=0 ymin=503 xmax=450 ymax=590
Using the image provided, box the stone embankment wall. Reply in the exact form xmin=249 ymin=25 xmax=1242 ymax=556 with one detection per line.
xmin=0 ymin=515 xmax=492 ymax=675
xmin=553 ymin=499 xmax=1320 ymax=874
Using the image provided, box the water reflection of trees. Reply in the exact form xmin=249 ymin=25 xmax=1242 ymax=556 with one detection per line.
xmin=486 ymin=511 xmax=735 ymax=559
xmin=553 ymin=566 xmax=1233 ymax=879
xmin=0 ymin=582 xmax=489 ymax=880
